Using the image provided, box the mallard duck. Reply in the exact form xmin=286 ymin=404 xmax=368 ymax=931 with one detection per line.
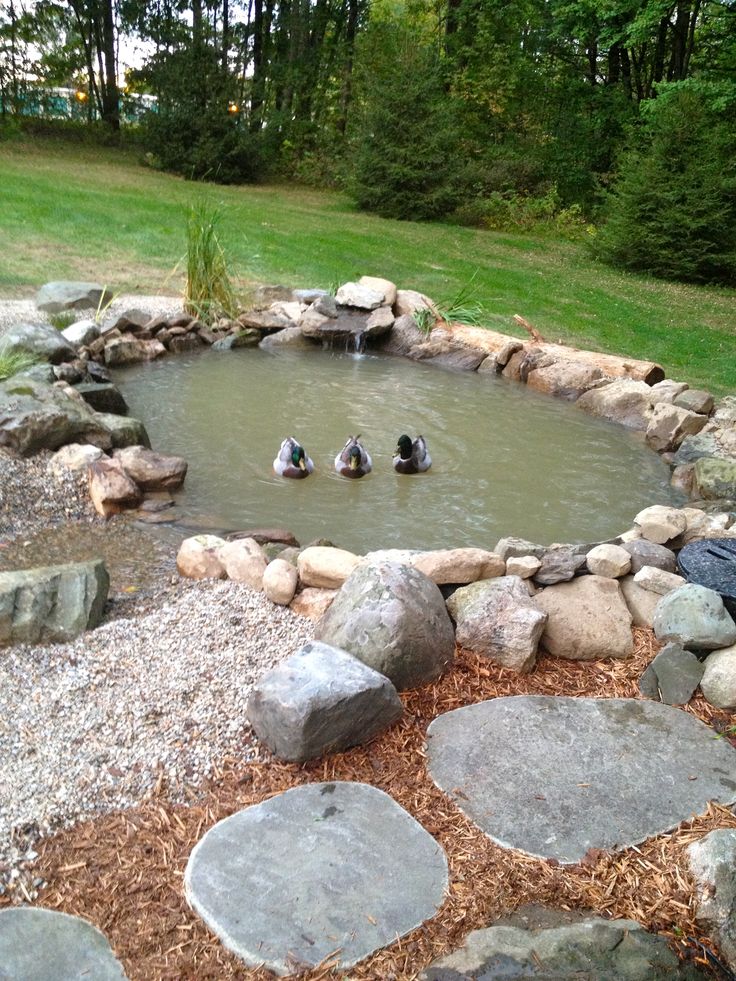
xmin=335 ymin=435 xmax=372 ymax=478
xmin=393 ymin=434 xmax=431 ymax=474
xmin=273 ymin=437 xmax=314 ymax=479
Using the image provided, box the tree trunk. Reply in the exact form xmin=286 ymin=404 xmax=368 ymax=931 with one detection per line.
xmin=100 ymin=0 xmax=120 ymax=130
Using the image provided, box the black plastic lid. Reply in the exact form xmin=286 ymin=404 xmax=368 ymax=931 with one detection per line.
xmin=678 ymin=537 xmax=736 ymax=617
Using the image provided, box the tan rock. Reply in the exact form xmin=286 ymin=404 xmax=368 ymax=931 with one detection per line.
xmin=671 ymin=508 xmax=736 ymax=547
xmin=358 ymin=276 xmax=397 ymax=307
xmin=176 ymin=534 xmax=227 ymax=580
xmin=103 ymin=336 xmax=166 ymax=366
xmin=645 ymin=402 xmax=708 ymax=452
xmin=50 ymin=443 xmax=104 ymax=474
xmin=87 ymin=457 xmax=142 ymax=517
xmin=651 ymin=379 xmax=689 ymax=404
xmin=585 ymin=543 xmax=631 ymax=578
xmin=365 ymin=305 xmax=395 ymax=332
xmin=634 ymin=505 xmax=687 ymax=544
xmin=534 ymin=575 xmax=634 ymax=660
xmin=505 ymin=555 xmax=542 ymax=579
xmin=620 ymin=576 xmax=660 ymax=628
xmin=113 ymin=445 xmax=187 ymax=490
xmin=526 ymin=359 xmax=604 ymax=401
xmin=633 ymin=565 xmax=686 ymax=595
xmin=334 ymin=282 xmax=383 ymax=310
xmin=217 ymin=538 xmax=267 ymax=588
xmin=393 ymin=289 xmax=438 ymax=318
xmin=411 ymin=548 xmax=505 ymax=584
xmin=263 ymin=558 xmax=298 ymax=605
xmin=576 ymin=379 xmax=658 ymax=431
xmin=700 ymin=645 xmax=736 ymax=709
xmin=290 ymin=587 xmax=338 ymax=620
xmin=297 ymin=546 xmax=361 ymax=588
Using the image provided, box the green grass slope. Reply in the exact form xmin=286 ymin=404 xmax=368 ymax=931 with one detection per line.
xmin=1 ymin=139 xmax=734 ymax=392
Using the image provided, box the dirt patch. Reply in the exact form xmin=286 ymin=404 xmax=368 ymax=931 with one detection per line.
xmin=4 ymin=629 xmax=733 ymax=979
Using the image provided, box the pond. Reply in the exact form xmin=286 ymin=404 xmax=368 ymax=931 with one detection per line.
xmin=114 ymin=347 xmax=682 ymax=553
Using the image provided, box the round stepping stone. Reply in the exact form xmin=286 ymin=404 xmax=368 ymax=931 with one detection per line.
xmin=185 ymin=781 xmax=448 ymax=975
xmin=0 ymin=907 xmax=127 ymax=980
xmin=426 ymin=696 xmax=736 ymax=864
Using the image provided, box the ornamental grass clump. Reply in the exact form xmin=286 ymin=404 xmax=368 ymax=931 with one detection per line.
xmin=0 ymin=343 xmax=38 ymax=381
xmin=184 ymin=200 xmax=238 ymax=324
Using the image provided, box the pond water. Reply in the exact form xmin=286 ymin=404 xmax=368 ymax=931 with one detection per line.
xmin=114 ymin=348 xmax=681 ymax=553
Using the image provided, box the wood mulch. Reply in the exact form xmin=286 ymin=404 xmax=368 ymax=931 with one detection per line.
xmin=3 ymin=628 xmax=735 ymax=980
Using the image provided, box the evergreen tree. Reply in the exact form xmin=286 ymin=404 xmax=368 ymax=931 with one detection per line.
xmin=596 ymin=80 xmax=736 ymax=285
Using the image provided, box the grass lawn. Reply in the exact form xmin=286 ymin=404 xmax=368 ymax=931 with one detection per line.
xmin=1 ymin=138 xmax=734 ymax=393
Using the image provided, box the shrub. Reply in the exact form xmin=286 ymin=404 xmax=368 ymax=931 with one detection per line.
xmin=0 ymin=344 xmax=38 ymax=381
xmin=594 ymin=81 xmax=736 ymax=285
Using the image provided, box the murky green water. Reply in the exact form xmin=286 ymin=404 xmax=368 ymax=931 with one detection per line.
xmin=114 ymin=348 xmax=680 ymax=553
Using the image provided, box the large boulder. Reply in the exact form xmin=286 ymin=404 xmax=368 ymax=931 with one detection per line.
xmin=446 ymin=576 xmax=547 ymax=673
xmin=645 ymin=402 xmax=707 ymax=452
xmin=334 ymin=282 xmax=384 ymax=310
xmin=0 ymin=560 xmax=109 ymax=646
xmin=411 ymin=548 xmax=505 ymax=584
xmin=620 ymin=576 xmax=660 ymax=628
xmin=3 ymin=322 xmax=76 ymax=364
xmin=36 ymin=281 xmax=111 ymax=313
xmin=633 ymin=504 xmax=687 ymax=544
xmin=247 ymin=641 xmax=403 ymax=761
xmin=525 ymin=358 xmax=604 ymax=401
xmin=653 ymin=584 xmax=736 ymax=651
xmin=534 ymin=576 xmax=634 ymax=660
xmin=420 ymin=914 xmax=709 ymax=981
xmin=314 ymin=560 xmax=455 ymax=690
xmin=694 ymin=457 xmax=736 ymax=500
xmin=217 ymin=538 xmax=267 ymax=588
xmin=621 ymin=539 xmax=677 ymax=574
xmin=358 ymin=275 xmax=397 ymax=307
xmin=379 ymin=314 xmax=427 ymax=357
xmin=104 ymin=336 xmax=166 ymax=366
xmin=688 ymin=830 xmax=736 ymax=973
xmin=576 ymin=379 xmax=658 ymax=431
xmin=113 ymin=445 xmax=187 ymax=490
xmin=0 ymin=377 xmax=112 ymax=455
xmin=585 ymin=543 xmax=631 ymax=578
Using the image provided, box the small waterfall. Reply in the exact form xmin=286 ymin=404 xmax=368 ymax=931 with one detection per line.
xmin=352 ymin=330 xmax=366 ymax=355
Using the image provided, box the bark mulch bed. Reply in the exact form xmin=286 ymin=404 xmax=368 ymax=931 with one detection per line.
xmin=3 ymin=628 xmax=735 ymax=980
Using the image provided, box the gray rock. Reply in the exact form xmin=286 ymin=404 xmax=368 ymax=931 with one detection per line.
xmin=674 ymin=389 xmax=715 ymax=416
xmin=3 ymin=322 xmax=77 ymax=365
xmin=446 ymin=577 xmax=547 ymax=673
xmin=292 ymin=287 xmax=328 ymax=304
xmin=576 ymin=378 xmax=657 ymax=431
xmin=96 ymin=412 xmax=151 ymax=449
xmin=113 ymin=445 xmax=187 ymax=490
xmin=653 ymin=583 xmax=736 ymax=651
xmin=335 ymin=281 xmax=384 ymax=309
xmin=73 ymin=382 xmax=128 ymax=415
xmin=534 ymin=548 xmax=587 ymax=585
xmin=258 ymin=327 xmax=319 ymax=351
xmin=426 ymin=695 xmax=736 ymax=863
xmin=639 ymin=642 xmax=704 ymax=705
xmin=645 ymin=402 xmax=707 ymax=452
xmin=61 ymin=318 xmax=100 ymax=347
xmin=695 ymin=457 xmax=736 ymax=500
xmin=0 ymin=376 xmax=112 ymax=455
xmin=314 ymin=560 xmax=455 ymax=690
xmin=674 ymin=430 xmax=736 ymax=466
xmin=312 ymin=294 xmax=338 ymax=318
xmin=247 ymin=641 xmax=403 ymax=761
xmin=420 ymin=915 xmax=707 ymax=980
xmin=0 ymin=560 xmax=109 ymax=646
xmin=526 ymin=358 xmax=604 ymax=401
xmin=688 ymin=829 xmax=736 ymax=972
xmin=379 ymin=313 xmax=427 ymax=357
xmin=36 ymin=280 xmax=111 ymax=314
xmin=13 ymin=363 xmax=56 ymax=384
xmin=651 ymin=379 xmax=690 ymax=404
xmin=237 ymin=310 xmax=291 ymax=331
xmin=211 ymin=329 xmax=260 ymax=351
xmin=185 ymin=781 xmax=448 ymax=975
xmin=103 ymin=336 xmax=165 ymax=365
xmin=494 ymin=537 xmax=547 ymax=561
xmin=0 ymin=907 xmax=127 ymax=980
xmin=621 ymin=539 xmax=677 ymax=574
xmin=535 ymin=575 xmax=634 ymax=660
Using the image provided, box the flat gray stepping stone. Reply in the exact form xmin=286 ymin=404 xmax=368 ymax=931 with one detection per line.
xmin=185 ymin=782 xmax=448 ymax=976
xmin=426 ymin=696 xmax=736 ymax=864
xmin=0 ymin=907 xmax=127 ymax=980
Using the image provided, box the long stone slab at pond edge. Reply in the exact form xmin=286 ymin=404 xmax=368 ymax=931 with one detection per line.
xmin=426 ymin=696 xmax=736 ymax=864
xmin=185 ymin=781 xmax=449 ymax=975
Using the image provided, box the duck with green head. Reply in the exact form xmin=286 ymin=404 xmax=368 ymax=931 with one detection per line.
xmin=393 ymin=434 xmax=431 ymax=474
xmin=274 ymin=436 xmax=314 ymax=479
xmin=335 ymin=435 xmax=372 ymax=478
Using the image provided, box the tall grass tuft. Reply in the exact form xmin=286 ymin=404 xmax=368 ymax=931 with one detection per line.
xmin=0 ymin=343 xmax=39 ymax=381
xmin=185 ymin=200 xmax=238 ymax=324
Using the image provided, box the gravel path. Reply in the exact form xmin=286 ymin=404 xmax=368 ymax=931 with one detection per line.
xmin=0 ymin=580 xmax=313 ymax=897
xmin=0 ymin=293 xmax=183 ymax=340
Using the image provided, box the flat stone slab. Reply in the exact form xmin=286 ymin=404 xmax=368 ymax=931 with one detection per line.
xmin=426 ymin=696 xmax=736 ymax=864
xmin=0 ymin=907 xmax=127 ymax=980
xmin=185 ymin=781 xmax=448 ymax=975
